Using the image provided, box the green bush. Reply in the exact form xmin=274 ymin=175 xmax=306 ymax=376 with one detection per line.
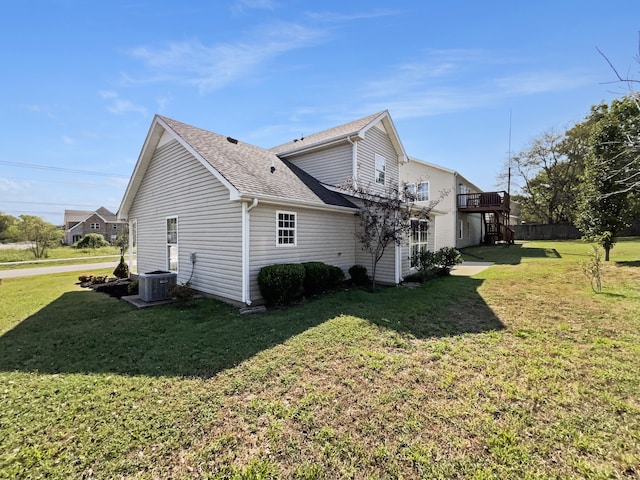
xmin=74 ymin=233 xmax=109 ymax=249
xmin=127 ymin=280 xmax=139 ymax=295
xmin=436 ymin=247 xmax=462 ymax=274
xmin=302 ymin=262 xmax=345 ymax=296
xmin=411 ymin=247 xmax=463 ymax=280
xmin=169 ymin=281 xmax=195 ymax=304
xmin=348 ymin=264 xmax=369 ymax=286
xmin=258 ymin=263 xmax=305 ymax=306
xmin=113 ymin=256 xmax=129 ymax=279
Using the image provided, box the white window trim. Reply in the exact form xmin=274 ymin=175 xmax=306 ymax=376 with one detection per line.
xmin=276 ymin=210 xmax=297 ymax=247
xmin=417 ymin=181 xmax=430 ymax=202
xmin=374 ymin=153 xmax=386 ymax=185
xmin=166 ymin=216 xmax=178 ymax=272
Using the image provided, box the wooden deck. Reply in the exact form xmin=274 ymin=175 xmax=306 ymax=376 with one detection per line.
xmin=457 ymin=191 xmax=510 ymax=213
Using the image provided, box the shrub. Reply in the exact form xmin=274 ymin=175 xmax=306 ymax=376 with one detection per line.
xmin=169 ymin=281 xmax=195 ymax=303
xmin=413 ymin=250 xmax=438 ymax=272
xmin=90 ymin=275 xmax=109 ymax=285
xmin=127 ymin=280 xmax=139 ymax=295
xmin=258 ymin=263 xmax=305 ymax=306
xmin=302 ymin=262 xmax=345 ymax=296
xmin=74 ymin=233 xmax=109 ymax=249
xmin=348 ymin=264 xmax=369 ymax=286
xmin=436 ymin=247 xmax=462 ymax=274
xmin=78 ymin=273 xmax=93 ymax=283
xmin=112 ymin=256 xmax=129 ymax=279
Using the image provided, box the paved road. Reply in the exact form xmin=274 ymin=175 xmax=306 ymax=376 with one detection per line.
xmin=0 ymin=262 xmax=119 ymax=279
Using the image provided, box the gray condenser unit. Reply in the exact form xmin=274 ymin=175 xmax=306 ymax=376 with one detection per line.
xmin=138 ymin=271 xmax=177 ymax=302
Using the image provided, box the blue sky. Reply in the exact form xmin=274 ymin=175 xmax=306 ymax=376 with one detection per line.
xmin=1 ymin=0 xmax=638 ymax=226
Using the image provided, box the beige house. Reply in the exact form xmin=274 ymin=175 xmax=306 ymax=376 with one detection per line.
xmin=401 ymin=157 xmax=513 ymax=248
xmin=118 ymin=111 xmax=432 ymax=306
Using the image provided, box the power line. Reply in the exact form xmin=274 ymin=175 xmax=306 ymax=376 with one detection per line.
xmin=0 ymin=160 xmax=129 ymax=179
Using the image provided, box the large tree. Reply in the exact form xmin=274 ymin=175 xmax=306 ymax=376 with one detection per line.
xmin=502 ymin=129 xmax=583 ymax=223
xmin=11 ymin=215 xmax=63 ymax=259
xmin=0 ymin=212 xmax=18 ymax=242
xmin=575 ymin=97 xmax=638 ymax=261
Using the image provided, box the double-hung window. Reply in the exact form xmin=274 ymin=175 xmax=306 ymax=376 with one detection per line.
xmin=375 ymin=154 xmax=386 ymax=185
xmin=276 ymin=211 xmax=296 ymax=246
xmin=410 ymin=219 xmax=429 ymax=267
xmin=166 ymin=217 xmax=178 ymax=272
xmin=404 ymin=183 xmax=416 ymax=201
xmin=417 ymin=181 xmax=429 ymax=201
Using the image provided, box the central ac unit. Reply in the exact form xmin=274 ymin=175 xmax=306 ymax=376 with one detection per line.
xmin=138 ymin=271 xmax=177 ymax=302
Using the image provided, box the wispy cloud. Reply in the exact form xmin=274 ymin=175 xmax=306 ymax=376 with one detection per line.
xmin=357 ymin=49 xmax=596 ymax=119
xmin=126 ymin=22 xmax=327 ymax=93
xmin=231 ymin=0 xmax=276 ymax=15
xmin=100 ymin=90 xmax=148 ymax=115
xmin=62 ymin=135 xmax=75 ymax=145
xmin=305 ymin=9 xmax=398 ymax=23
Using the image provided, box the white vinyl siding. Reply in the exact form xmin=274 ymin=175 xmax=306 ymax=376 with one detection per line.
xmin=286 ymin=143 xmax=352 ymax=186
xmin=357 ymin=125 xmax=399 ymax=196
xmin=249 ymin=204 xmax=356 ymax=303
xmin=128 ymin=139 xmax=244 ymax=302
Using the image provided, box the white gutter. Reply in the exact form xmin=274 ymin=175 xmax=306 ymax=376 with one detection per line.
xmin=242 ymin=198 xmax=259 ymax=305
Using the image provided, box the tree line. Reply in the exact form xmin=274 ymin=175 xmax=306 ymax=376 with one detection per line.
xmin=502 ymin=94 xmax=639 ymax=260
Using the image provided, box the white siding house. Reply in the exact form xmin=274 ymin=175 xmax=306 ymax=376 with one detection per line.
xmin=119 ymin=111 xmax=420 ymax=305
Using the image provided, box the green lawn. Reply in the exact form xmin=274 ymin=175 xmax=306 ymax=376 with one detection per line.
xmin=1 ymin=240 xmax=638 ymax=479
xmin=0 ymin=245 xmax=120 ymax=270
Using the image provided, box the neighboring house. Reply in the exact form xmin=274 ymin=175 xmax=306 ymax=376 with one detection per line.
xmin=118 ymin=111 xmax=430 ymax=306
xmin=64 ymin=207 xmax=126 ymax=245
xmin=400 ymin=157 xmax=513 ymax=248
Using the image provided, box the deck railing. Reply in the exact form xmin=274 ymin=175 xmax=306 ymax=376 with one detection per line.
xmin=457 ymin=191 xmax=510 ymax=211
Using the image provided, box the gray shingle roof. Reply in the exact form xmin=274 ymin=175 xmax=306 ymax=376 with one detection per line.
xmin=270 ymin=111 xmax=386 ymax=155
xmin=158 ymin=116 xmax=357 ymax=209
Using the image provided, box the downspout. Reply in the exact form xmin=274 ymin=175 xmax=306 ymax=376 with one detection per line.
xmin=242 ymin=198 xmax=259 ymax=305
xmin=347 ymin=135 xmax=358 ymax=188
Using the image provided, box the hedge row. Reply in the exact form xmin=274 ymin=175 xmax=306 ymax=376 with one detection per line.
xmin=257 ymin=261 xmax=347 ymax=306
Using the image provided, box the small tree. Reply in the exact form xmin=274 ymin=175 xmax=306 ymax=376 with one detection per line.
xmin=12 ymin=215 xmax=62 ymax=259
xmin=341 ymin=182 xmax=444 ymax=290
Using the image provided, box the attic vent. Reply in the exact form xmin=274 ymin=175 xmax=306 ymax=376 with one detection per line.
xmin=226 ymin=136 xmax=238 ymax=144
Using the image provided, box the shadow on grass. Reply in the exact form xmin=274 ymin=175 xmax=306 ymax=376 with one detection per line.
xmin=461 ymin=243 xmax=561 ymax=265
xmin=616 ymin=260 xmax=640 ymax=267
xmin=0 ymin=276 xmax=503 ymax=378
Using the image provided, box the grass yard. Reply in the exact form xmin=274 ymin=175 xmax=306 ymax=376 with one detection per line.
xmin=0 ymin=246 xmax=120 ymax=270
xmin=0 ymin=239 xmax=638 ymax=479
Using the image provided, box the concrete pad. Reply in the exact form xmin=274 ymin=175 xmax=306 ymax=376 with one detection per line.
xmin=121 ymin=295 xmax=175 ymax=309
xmin=450 ymin=261 xmax=494 ymax=276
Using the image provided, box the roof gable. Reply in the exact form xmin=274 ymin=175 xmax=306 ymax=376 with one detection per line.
xmin=119 ymin=115 xmax=359 ymax=219
xmin=270 ymin=110 xmax=408 ymax=163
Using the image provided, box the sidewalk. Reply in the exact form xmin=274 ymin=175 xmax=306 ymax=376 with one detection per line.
xmin=450 ymin=261 xmax=494 ymax=276
xmin=0 ymin=262 xmax=119 ymax=279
